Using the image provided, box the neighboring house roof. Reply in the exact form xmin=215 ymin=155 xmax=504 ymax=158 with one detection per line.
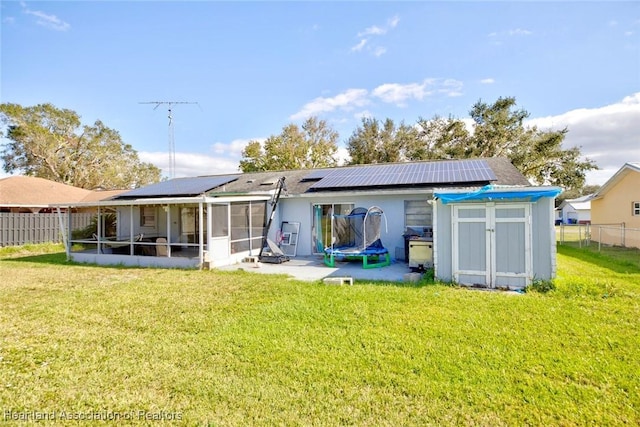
xmin=567 ymin=201 xmax=591 ymax=211
xmin=115 ymin=157 xmax=530 ymax=200
xmin=558 ymin=195 xmax=592 ymax=211
xmin=0 ymin=175 xmax=91 ymax=207
xmin=0 ymin=175 xmax=126 ymax=208
xmin=592 ymin=162 xmax=640 ymax=200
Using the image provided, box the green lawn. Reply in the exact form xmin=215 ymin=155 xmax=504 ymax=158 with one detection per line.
xmin=1 ymin=244 xmax=638 ymax=425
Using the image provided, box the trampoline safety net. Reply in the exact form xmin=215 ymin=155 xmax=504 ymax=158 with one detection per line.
xmin=324 ymin=206 xmax=390 ymax=269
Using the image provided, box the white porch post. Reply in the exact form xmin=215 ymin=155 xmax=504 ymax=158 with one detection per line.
xmin=97 ymin=205 xmax=102 ymax=254
xmin=166 ymin=205 xmax=172 ymax=257
xmin=206 ymin=202 xmax=213 ymax=266
xmin=198 ymin=202 xmax=204 ymax=267
xmin=130 ymin=205 xmax=134 ymax=255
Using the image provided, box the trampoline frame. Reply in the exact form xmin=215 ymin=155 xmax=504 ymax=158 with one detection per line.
xmin=323 ymin=206 xmax=390 ymax=269
xmin=323 ymin=246 xmax=391 ymax=269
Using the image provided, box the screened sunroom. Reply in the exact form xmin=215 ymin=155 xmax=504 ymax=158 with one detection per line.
xmin=55 ymin=194 xmax=271 ymax=269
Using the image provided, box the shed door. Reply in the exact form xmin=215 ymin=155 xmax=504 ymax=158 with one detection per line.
xmin=453 ymin=203 xmax=531 ymax=288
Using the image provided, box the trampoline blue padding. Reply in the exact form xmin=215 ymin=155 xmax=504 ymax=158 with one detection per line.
xmin=324 ymin=239 xmax=391 ymax=269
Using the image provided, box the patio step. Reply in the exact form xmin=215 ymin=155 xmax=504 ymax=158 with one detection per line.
xmin=323 ymin=276 xmax=353 ymax=286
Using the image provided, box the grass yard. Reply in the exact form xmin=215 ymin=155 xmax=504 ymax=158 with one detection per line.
xmin=1 ymin=244 xmax=638 ymax=425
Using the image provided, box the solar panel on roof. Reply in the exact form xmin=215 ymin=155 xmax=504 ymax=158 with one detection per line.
xmin=309 ymin=160 xmax=496 ymax=190
xmin=116 ymin=175 xmax=240 ymax=198
xmin=301 ymin=169 xmax=333 ymax=181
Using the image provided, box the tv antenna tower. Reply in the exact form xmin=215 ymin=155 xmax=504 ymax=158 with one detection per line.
xmin=139 ymin=101 xmax=199 ymax=179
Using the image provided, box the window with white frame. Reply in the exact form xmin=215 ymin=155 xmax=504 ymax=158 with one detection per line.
xmin=633 ymin=201 xmax=640 ymax=216
xmin=404 ymin=199 xmax=432 ymax=231
xmin=140 ymin=206 xmax=156 ymax=227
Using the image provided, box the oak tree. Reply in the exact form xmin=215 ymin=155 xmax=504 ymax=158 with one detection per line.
xmin=346 ymin=117 xmax=421 ymax=164
xmin=414 ymin=97 xmax=598 ymax=189
xmin=239 ymin=117 xmax=339 ymax=172
xmin=0 ymin=103 xmax=161 ymax=189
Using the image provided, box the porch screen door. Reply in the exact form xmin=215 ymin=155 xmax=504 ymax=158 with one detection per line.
xmin=453 ymin=203 xmax=531 ymax=288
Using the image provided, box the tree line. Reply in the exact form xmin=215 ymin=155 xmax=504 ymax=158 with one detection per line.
xmin=1 ymin=97 xmax=597 ymax=191
xmin=241 ymin=97 xmax=597 ymax=190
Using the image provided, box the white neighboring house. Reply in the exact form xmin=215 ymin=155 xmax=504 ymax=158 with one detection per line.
xmin=557 ymin=195 xmax=592 ymax=224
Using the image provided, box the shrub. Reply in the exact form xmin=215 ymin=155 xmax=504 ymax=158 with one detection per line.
xmin=525 ymin=279 xmax=556 ymax=293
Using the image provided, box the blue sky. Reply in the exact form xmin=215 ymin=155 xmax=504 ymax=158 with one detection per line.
xmin=1 ymin=1 xmax=639 ymax=185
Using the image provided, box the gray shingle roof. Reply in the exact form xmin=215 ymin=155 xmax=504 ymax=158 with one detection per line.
xmin=111 ymin=158 xmax=530 ymax=199
xmin=207 ymin=157 xmax=530 ymax=196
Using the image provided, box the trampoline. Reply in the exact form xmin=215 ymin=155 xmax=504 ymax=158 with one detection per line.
xmin=323 ymin=206 xmax=390 ymax=269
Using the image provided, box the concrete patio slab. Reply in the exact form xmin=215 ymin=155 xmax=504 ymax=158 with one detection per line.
xmin=216 ymin=255 xmax=418 ymax=283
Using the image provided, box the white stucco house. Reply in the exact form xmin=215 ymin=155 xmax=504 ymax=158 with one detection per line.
xmin=55 ymin=157 xmax=561 ymax=289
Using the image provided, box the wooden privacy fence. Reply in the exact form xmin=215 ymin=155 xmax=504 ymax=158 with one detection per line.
xmin=0 ymin=212 xmax=94 ymax=247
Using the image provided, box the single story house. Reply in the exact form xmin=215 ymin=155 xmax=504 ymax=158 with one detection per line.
xmin=590 ymin=162 xmax=640 ymax=249
xmin=556 ymin=195 xmax=592 ymax=224
xmin=0 ymin=175 xmax=123 ymax=213
xmin=55 ymin=157 xmax=561 ymax=289
xmin=0 ymin=175 xmax=125 ymax=246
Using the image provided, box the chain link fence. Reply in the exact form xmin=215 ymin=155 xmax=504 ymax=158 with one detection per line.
xmin=556 ymin=223 xmax=640 ymax=250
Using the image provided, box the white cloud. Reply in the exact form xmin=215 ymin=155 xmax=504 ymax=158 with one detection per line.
xmin=488 ymin=28 xmax=532 ymax=43
xmin=527 ymin=92 xmax=640 ymax=185
xmin=291 ymin=78 xmax=465 ymax=119
xmin=372 ymin=78 xmax=464 ymax=106
xmin=373 ymin=46 xmax=387 ymax=57
xmin=353 ymin=15 xmax=399 ymax=56
xmin=289 ymin=89 xmax=370 ymax=120
xmin=358 ymin=25 xmax=386 ymax=37
xmin=508 ymin=28 xmax=532 ymax=36
xmin=23 ymin=6 xmax=70 ymax=31
xmin=211 ymin=138 xmax=263 ymax=157
xmin=439 ymin=79 xmax=464 ymax=97
xmin=351 ymin=39 xmax=367 ymax=52
xmin=140 ymin=151 xmax=240 ymax=178
xmin=336 ymin=147 xmax=350 ymax=166
xmin=373 ymin=82 xmax=431 ymax=106
xmin=480 ymin=78 xmax=495 ymax=84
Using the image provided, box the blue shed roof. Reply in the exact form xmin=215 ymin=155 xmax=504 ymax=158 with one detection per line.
xmin=435 ymin=185 xmax=562 ymax=204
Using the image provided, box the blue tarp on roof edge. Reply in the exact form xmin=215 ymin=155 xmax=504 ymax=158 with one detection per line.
xmin=435 ymin=185 xmax=562 ymax=204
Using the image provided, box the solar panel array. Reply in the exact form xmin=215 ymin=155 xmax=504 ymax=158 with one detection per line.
xmin=116 ymin=175 xmax=240 ymax=198
xmin=309 ymin=160 xmax=496 ymax=190
xmin=300 ymin=169 xmax=333 ymax=181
